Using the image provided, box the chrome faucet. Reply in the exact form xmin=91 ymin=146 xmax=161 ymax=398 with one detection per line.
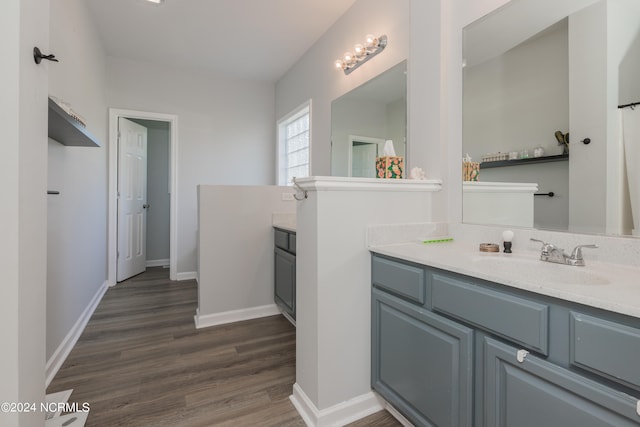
xmin=530 ymin=238 xmax=598 ymax=266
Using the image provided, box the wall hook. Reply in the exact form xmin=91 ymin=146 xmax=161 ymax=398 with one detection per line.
xmin=581 ymin=138 xmax=591 ymax=145
xmin=33 ymin=47 xmax=59 ymax=64
xmin=292 ymin=178 xmax=308 ymax=201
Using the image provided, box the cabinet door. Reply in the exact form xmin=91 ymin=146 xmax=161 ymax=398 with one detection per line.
xmin=484 ymin=337 xmax=640 ymax=427
xmin=274 ymin=247 xmax=295 ymax=319
xmin=372 ymin=289 xmax=473 ymax=427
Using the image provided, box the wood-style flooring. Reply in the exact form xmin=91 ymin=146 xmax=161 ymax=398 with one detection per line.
xmin=47 ymin=267 xmax=401 ymax=426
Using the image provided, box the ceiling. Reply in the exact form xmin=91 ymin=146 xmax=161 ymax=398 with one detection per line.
xmin=86 ymin=0 xmax=358 ymax=82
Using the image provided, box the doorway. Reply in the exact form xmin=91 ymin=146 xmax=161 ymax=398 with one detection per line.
xmin=108 ymin=109 xmax=178 ymax=284
xmin=348 ymin=135 xmax=385 ymax=177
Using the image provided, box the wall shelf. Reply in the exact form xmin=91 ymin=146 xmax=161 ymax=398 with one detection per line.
xmin=48 ymin=98 xmax=100 ymax=147
xmin=480 ymin=153 xmax=568 ymax=169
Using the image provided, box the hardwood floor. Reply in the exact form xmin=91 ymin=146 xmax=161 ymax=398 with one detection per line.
xmin=47 ymin=267 xmax=401 ymax=426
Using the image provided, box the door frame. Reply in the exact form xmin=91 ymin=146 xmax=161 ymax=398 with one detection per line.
xmin=347 ymin=135 xmax=386 ymax=177
xmin=108 ymin=108 xmax=179 ymax=284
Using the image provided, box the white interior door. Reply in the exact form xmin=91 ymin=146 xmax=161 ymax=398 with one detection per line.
xmin=117 ymin=118 xmax=148 ymax=282
xmin=352 ymin=143 xmax=379 ymax=177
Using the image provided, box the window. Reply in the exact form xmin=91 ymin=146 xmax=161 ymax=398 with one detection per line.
xmin=277 ymin=101 xmax=311 ymax=185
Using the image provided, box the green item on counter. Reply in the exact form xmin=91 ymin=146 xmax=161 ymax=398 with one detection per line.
xmin=422 ymin=237 xmax=454 ymax=244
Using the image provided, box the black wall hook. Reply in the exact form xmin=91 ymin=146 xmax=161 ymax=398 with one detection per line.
xmin=581 ymin=138 xmax=591 ymax=145
xmin=33 ymin=47 xmax=59 ymax=64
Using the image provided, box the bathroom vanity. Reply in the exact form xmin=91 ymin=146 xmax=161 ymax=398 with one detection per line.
xmin=274 ymin=227 xmax=296 ymax=322
xmin=370 ymin=249 xmax=640 ymax=426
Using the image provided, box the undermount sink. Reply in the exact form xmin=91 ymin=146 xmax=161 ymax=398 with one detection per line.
xmin=470 ymin=254 xmax=610 ymax=286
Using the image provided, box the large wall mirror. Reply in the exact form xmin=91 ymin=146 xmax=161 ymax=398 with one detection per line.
xmin=330 ymin=60 xmax=407 ymax=177
xmin=463 ymin=0 xmax=640 ymax=236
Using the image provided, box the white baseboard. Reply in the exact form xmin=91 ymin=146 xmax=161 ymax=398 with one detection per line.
xmin=194 ymin=304 xmax=281 ymax=329
xmin=46 ymin=280 xmax=109 ymax=387
xmin=290 ymin=383 xmax=384 ymax=427
xmin=176 ymin=271 xmax=197 ymax=281
xmin=146 ymin=258 xmax=169 ymax=267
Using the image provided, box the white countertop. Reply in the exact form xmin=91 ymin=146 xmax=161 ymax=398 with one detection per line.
xmin=273 ymin=222 xmax=296 ymax=233
xmin=370 ymin=241 xmax=640 ymax=319
xmin=272 ymin=212 xmax=296 ymax=233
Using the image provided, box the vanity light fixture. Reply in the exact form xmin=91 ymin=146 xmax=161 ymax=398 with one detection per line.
xmin=334 ymin=34 xmax=388 ymax=75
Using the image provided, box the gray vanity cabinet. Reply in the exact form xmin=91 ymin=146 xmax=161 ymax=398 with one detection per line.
xmin=372 ymin=289 xmax=473 ymax=427
xmin=371 ymin=253 xmax=640 ymax=427
xmin=274 ymin=228 xmax=296 ymax=320
xmin=484 ymin=337 xmax=640 ymax=426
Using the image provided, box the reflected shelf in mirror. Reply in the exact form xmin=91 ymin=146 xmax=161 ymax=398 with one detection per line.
xmin=480 ymin=153 xmax=569 ymax=169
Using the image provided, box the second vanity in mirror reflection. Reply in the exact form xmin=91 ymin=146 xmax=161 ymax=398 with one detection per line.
xmin=331 ymin=60 xmax=407 ymax=177
xmin=463 ymin=0 xmax=640 ymax=236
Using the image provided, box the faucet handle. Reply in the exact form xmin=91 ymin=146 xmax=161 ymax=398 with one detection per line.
xmin=570 ymin=244 xmax=599 ymax=261
xmin=530 ymin=238 xmax=556 ymax=257
xmin=530 ymin=238 xmax=554 ymax=251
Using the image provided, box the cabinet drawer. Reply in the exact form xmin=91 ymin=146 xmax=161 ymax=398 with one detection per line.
xmin=274 ymin=229 xmax=289 ymax=251
xmin=289 ymin=233 xmax=296 ymax=254
xmin=432 ymin=273 xmax=549 ymax=354
xmin=570 ymin=312 xmax=640 ymax=391
xmin=372 ymin=256 xmax=426 ymax=304
xmin=484 ymin=337 xmax=640 ymax=426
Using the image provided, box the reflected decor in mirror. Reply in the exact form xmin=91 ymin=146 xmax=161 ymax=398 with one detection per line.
xmin=462 ymin=0 xmax=640 ymax=236
xmin=330 ymin=60 xmax=407 ymax=177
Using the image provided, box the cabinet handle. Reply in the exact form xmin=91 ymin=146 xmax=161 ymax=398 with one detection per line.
xmin=516 ymin=349 xmax=529 ymax=363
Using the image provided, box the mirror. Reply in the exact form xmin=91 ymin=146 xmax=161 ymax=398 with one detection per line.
xmin=330 ymin=60 xmax=407 ymax=177
xmin=463 ymin=0 xmax=640 ymax=236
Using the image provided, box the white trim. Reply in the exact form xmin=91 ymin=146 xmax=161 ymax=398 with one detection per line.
xmin=294 ymin=176 xmax=443 ymax=192
xmin=463 ymin=181 xmax=538 ymax=193
xmin=347 ymin=135 xmax=386 ymax=177
xmin=290 ymin=383 xmax=384 ymax=427
xmin=146 ymin=258 xmax=170 ymax=267
xmin=108 ymin=108 xmax=179 ymax=284
xmin=176 ymin=271 xmax=197 ymax=281
xmin=46 ymin=281 xmax=109 ymax=387
xmin=194 ymin=304 xmax=281 ymax=329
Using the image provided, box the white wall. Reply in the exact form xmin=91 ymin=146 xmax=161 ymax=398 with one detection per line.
xmin=275 ymin=0 xmax=411 ymax=176
xmin=47 ymin=0 xmax=109 ymax=363
xmin=569 ymin=2 xmax=608 ymax=234
xmin=0 ymin=0 xmax=48 ymax=425
xmin=481 ymin=163 xmax=569 ymax=230
xmin=293 ymin=179 xmax=442 ymax=423
xmin=107 ymin=58 xmax=276 ymax=275
xmin=615 ymin=0 xmax=640 ymax=106
xmin=386 ymin=98 xmax=407 ymax=158
xmin=196 ymin=185 xmax=296 ymax=323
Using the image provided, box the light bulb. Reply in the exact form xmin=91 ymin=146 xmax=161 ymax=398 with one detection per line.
xmin=343 ymin=52 xmax=355 ymax=66
xmin=365 ymin=34 xmax=378 ymax=49
xmin=334 ymin=59 xmax=345 ymax=70
xmin=354 ymin=43 xmax=365 ymax=58
xmin=502 ymin=230 xmax=514 ymax=242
